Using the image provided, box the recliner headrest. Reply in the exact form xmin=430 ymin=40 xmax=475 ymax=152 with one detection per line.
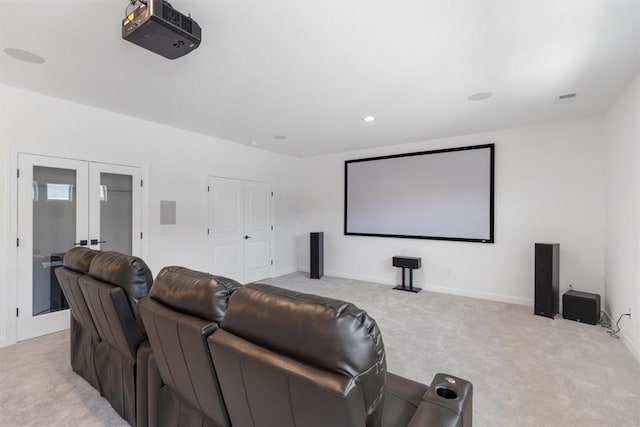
xmin=88 ymin=251 xmax=153 ymax=304
xmin=63 ymin=247 xmax=98 ymax=273
xmin=221 ymin=283 xmax=386 ymax=380
xmin=150 ymin=266 xmax=241 ymax=322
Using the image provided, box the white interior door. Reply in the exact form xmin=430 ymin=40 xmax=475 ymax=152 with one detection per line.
xmin=208 ymin=177 xmax=244 ymax=282
xmin=208 ymin=177 xmax=272 ymax=283
xmin=89 ymin=163 xmax=142 ymax=256
xmin=243 ymin=181 xmax=272 ymax=283
xmin=17 ymin=154 xmax=89 ymax=341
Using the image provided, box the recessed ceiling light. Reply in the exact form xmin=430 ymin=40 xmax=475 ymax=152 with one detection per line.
xmin=273 ymin=135 xmax=287 ymax=140
xmin=251 ymin=141 xmax=258 ymax=146
xmin=363 ymin=116 xmax=376 ymax=122
xmin=468 ymin=92 xmax=492 ymax=101
xmin=3 ymin=48 xmax=45 ymax=64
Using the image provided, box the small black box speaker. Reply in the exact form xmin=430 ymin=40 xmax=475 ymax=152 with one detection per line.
xmin=562 ymin=290 xmax=600 ymax=325
xmin=392 ymin=256 xmax=421 ymax=269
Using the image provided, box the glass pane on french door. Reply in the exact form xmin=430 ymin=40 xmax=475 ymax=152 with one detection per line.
xmin=89 ymin=163 xmax=141 ymax=256
xmin=100 ymin=173 xmax=133 ymax=255
xmin=32 ymin=166 xmax=76 ymax=316
xmin=17 ymin=155 xmax=89 ymax=341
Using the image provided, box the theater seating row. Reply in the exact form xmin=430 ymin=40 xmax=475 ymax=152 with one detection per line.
xmin=56 ymin=248 xmax=473 ymax=427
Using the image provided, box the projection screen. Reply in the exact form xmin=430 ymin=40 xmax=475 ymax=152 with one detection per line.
xmin=344 ymin=144 xmax=494 ymax=243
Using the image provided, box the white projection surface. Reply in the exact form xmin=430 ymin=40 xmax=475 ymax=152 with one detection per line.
xmin=345 ymin=145 xmax=494 ymax=242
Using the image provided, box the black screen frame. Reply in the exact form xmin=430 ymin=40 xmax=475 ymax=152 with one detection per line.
xmin=344 ymin=143 xmax=495 ymax=243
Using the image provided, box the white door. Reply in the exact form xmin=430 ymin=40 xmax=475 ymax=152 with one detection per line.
xmin=17 ymin=154 xmax=89 ymax=341
xmin=243 ymin=181 xmax=273 ymax=283
xmin=208 ymin=178 xmax=244 ymax=282
xmin=17 ymin=155 xmax=142 ymax=341
xmin=208 ymin=177 xmax=272 ymax=283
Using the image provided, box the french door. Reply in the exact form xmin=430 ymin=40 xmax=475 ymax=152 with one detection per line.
xmin=207 ymin=177 xmax=272 ymax=284
xmin=16 ymin=154 xmax=142 ymax=341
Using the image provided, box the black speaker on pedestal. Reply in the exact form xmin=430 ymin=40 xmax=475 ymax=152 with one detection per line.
xmin=310 ymin=232 xmax=323 ymax=279
xmin=534 ymin=243 xmax=559 ymax=318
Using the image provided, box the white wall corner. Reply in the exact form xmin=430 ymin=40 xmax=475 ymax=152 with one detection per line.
xmin=620 ymin=328 xmax=640 ymax=364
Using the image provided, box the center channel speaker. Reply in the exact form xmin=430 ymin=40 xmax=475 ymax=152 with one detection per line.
xmin=392 ymin=256 xmax=422 ymax=269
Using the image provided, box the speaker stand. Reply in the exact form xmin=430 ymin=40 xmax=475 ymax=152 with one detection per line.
xmin=393 ymin=267 xmax=422 ymax=293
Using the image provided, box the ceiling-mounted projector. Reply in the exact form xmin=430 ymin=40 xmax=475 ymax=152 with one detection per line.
xmin=122 ymin=0 xmax=201 ymax=60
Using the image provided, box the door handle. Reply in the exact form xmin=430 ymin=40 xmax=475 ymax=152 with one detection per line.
xmin=74 ymin=240 xmax=88 ymax=247
xmin=90 ymin=239 xmax=107 ymax=246
xmin=244 ymin=235 xmax=251 ymax=239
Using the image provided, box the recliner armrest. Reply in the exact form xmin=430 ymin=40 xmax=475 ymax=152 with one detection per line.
xmin=407 ymin=373 xmax=473 ymax=427
xmin=145 ymin=353 xmax=164 ymax=427
xmin=407 ymin=400 xmax=464 ymax=427
xmin=136 ymin=341 xmax=153 ymax=427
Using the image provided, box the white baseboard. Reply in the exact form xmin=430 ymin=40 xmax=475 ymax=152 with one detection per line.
xmin=619 ymin=329 xmax=640 ymax=364
xmin=322 ymin=270 xmax=533 ymax=306
xmin=421 ymin=283 xmax=533 ymax=306
xmin=272 ymin=267 xmax=298 ymax=278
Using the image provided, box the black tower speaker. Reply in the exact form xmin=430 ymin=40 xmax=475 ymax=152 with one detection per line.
xmin=534 ymin=243 xmax=559 ymax=318
xmin=310 ymin=232 xmax=324 ymax=279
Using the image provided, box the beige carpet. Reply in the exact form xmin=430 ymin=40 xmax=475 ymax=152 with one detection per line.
xmin=1 ymin=272 xmax=638 ymax=427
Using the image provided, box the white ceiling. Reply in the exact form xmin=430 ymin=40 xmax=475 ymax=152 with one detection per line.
xmin=1 ymin=1 xmax=639 ymax=157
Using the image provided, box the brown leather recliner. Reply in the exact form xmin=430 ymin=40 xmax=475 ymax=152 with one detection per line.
xmin=55 ymin=247 xmax=100 ymax=390
xmin=78 ymin=251 xmax=153 ymax=426
xmin=209 ymin=283 xmax=473 ymax=427
xmin=138 ymin=266 xmax=242 ymax=427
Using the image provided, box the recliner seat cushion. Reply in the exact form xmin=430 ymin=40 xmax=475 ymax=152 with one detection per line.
xmin=88 ymin=251 xmax=153 ymax=306
xmin=63 ymin=247 xmax=98 ymax=273
xmin=221 ymin=283 xmax=387 ymax=419
xmin=149 ymin=266 xmax=241 ymax=322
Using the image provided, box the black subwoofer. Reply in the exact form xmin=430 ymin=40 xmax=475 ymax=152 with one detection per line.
xmin=563 ymin=290 xmax=600 ymax=325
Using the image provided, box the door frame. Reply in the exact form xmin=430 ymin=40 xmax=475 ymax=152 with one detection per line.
xmin=205 ymin=175 xmax=275 ymax=283
xmin=5 ymin=152 xmax=147 ymax=345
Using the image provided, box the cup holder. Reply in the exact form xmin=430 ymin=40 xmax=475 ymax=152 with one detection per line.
xmin=435 ymin=386 xmax=458 ymax=400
